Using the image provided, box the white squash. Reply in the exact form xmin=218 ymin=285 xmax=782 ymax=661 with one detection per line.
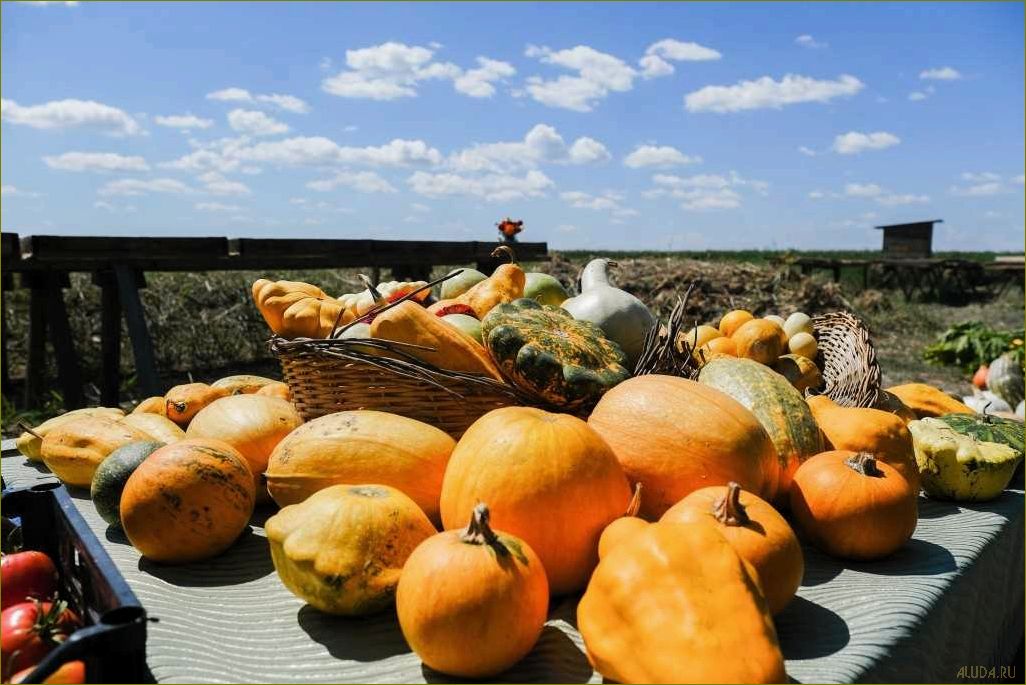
xmin=560 ymin=259 xmax=655 ymax=368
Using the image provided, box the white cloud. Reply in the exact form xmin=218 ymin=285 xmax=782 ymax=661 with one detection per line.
xmin=1 ymin=98 xmax=143 ymax=136
xmin=98 ymin=178 xmax=192 ymax=196
xmin=844 ymin=181 xmax=928 ymax=205
xmin=639 ymin=39 xmax=721 ymax=78
xmin=556 ymin=223 xmax=578 ymax=233
xmin=206 ymin=87 xmax=253 ymax=103
xmin=950 ymin=182 xmax=1005 ymax=197
xmin=795 ymin=35 xmax=828 ymax=49
xmin=808 ymin=190 xmax=825 ymax=199
xmin=227 ymin=109 xmax=289 ymax=136
xmin=198 ymin=171 xmax=251 ymax=196
xmin=908 ymin=91 xmax=929 ymax=102
xmin=1013 ymin=174 xmax=1025 ymax=186
xmin=207 ymin=88 xmax=309 ymax=113
xmin=920 ymin=66 xmax=961 ymax=80
xmin=410 ymin=202 xmax=430 ymax=213
xmin=876 ymin=193 xmax=929 ymax=206
xmin=195 ymin=202 xmax=242 ymax=212
xmin=962 ymin=171 xmax=1002 ymax=183
xmin=845 ymin=182 xmax=884 ymax=197
xmin=1 ymin=185 xmax=41 ymax=197
xmin=624 ymin=144 xmax=701 ymax=168
xmin=798 ymin=146 xmax=818 ymax=157
xmin=561 ymin=189 xmax=638 ymax=218
xmin=453 ymin=57 xmax=516 ymax=98
xmin=154 ymin=113 xmax=214 ymax=130
xmin=408 ymin=169 xmax=553 ymax=201
xmin=523 ymin=44 xmax=637 ymax=111
xmin=322 ymin=42 xmax=461 ymax=100
xmin=647 ymin=172 xmax=764 ymax=210
xmin=567 ymin=136 xmax=611 ymax=164
xmin=638 ymin=55 xmax=674 ymax=80
xmin=684 ymin=73 xmax=864 ymax=113
xmin=950 ymin=173 xmax=1023 ymax=196
xmin=234 ymin=136 xmax=443 ymax=167
xmin=93 ymin=200 xmax=136 ymax=213
xmin=43 ymin=151 xmax=149 ymax=172
xmin=447 ymin=124 xmax=607 ymax=172
xmin=15 ymin=2 xmax=79 ymax=6
xmin=832 ymin=131 xmax=901 ymax=154
xmin=307 ymin=171 xmax=397 ymax=193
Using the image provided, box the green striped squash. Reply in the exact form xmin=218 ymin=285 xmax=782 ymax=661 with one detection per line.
xmin=935 ymin=412 xmax=1024 ymax=461
xmin=90 ymin=441 xmax=164 ymax=528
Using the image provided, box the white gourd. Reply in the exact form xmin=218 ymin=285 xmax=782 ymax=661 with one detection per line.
xmin=560 ymin=259 xmax=655 ymax=368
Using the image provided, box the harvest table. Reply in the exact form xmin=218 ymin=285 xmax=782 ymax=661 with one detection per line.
xmin=2 ymin=444 xmax=1022 ymax=684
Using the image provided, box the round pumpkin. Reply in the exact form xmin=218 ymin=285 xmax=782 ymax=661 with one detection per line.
xmin=265 ymin=410 xmax=455 ymax=523
xmin=588 ymin=375 xmax=776 ymax=519
xmin=732 ymin=319 xmax=784 ymax=365
xmin=661 ymin=482 xmax=803 ymax=615
xmin=788 ymin=332 xmax=818 ymax=360
xmin=186 ymin=395 xmax=304 ymax=501
xmin=266 ymin=484 xmax=436 ymax=615
xmin=396 ymin=503 xmax=548 ymax=678
xmin=695 ymin=336 xmax=737 ymax=365
xmin=120 ymin=438 xmax=256 ymax=563
xmin=255 ymin=381 xmax=291 ymax=400
xmin=790 ymin=450 xmax=917 ymax=560
xmin=91 ymin=441 xmax=164 ymax=528
xmin=440 ymin=407 xmax=630 ymax=594
xmin=718 ymin=309 xmax=754 ymax=337
xmin=40 ymin=416 xmax=153 ymax=488
xmin=211 ymin=375 xmax=277 ymax=395
xmin=120 ymin=413 xmax=185 ymax=445
xmin=676 ymin=325 xmax=721 ymax=354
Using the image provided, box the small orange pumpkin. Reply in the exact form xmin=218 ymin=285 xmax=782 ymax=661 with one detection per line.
xmin=396 ymin=503 xmax=549 ymax=678
xmin=662 ymin=482 xmax=803 ymax=615
xmin=718 ymin=309 xmax=754 ymax=337
xmin=696 ymin=336 xmax=738 ymax=365
xmin=732 ymin=319 xmax=785 ymax=365
xmin=164 ymin=383 xmax=230 ymax=427
xmin=790 ymin=450 xmax=917 ymax=560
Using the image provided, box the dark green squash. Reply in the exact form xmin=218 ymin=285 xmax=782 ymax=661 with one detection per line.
xmin=935 ymin=412 xmax=1024 ymax=461
xmin=481 ymin=298 xmax=630 ymax=409
xmin=90 ymin=441 xmax=164 ymax=527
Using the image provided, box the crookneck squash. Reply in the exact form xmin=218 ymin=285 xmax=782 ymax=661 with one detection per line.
xmin=252 ymin=278 xmax=351 ymax=339
xmin=481 ymin=298 xmax=630 ymax=409
xmin=578 ymin=520 xmax=786 ymax=684
xmin=453 ymin=246 xmax=526 ymax=319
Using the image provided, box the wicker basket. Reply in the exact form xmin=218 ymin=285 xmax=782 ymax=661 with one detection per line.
xmin=810 ymin=311 xmax=882 ymax=408
xmin=270 ymin=336 xmax=547 ymax=437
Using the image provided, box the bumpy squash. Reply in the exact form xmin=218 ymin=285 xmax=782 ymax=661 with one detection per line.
xmin=481 ymin=298 xmax=630 ymax=409
xmin=988 ymin=353 xmax=1025 ymax=407
xmin=91 ymin=441 xmax=164 ymax=528
xmin=807 ymin=395 xmax=919 ymax=488
xmin=120 ymin=439 xmax=255 ymax=563
xmin=186 ymin=395 xmax=304 ymax=501
xmin=439 ymin=267 xmax=487 ymax=301
xmin=935 ymin=412 xmax=1024 ymax=461
xmin=440 ymin=407 xmax=631 ymax=594
xmin=396 ymin=503 xmax=548 ymax=678
xmin=265 ymin=411 xmax=455 ymax=522
xmin=560 ymin=259 xmax=655 ymax=368
xmin=164 ymin=383 xmax=231 ymax=427
xmin=132 ymin=397 xmax=166 ymax=416
xmin=773 ymin=354 xmax=822 ymax=393
xmin=371 ymin=301 xmax=503 ymax=381
xmin=790 ymin=451 xmax=917 ymax=560
xmin=909 ymin=418 xmax=1022 ymax=502
xmin=252 ymin=278 xmax=351 ymax=338
xmin=120 ymin=413 xmax=186 ymax=445
xmin=40 ymin=416 xmax=153 ymax=487
xmin=454 ymin=246 xmax=526 ymax=319
xmin=16 ymin=407 xmax=125 ymax=462
xmin=578 ymin=521 xmax=786 ymax=684
xmin=588 ymin=375 xmax=777 ymax=519
xmin=732 ymin=319 xmax=785 ymax=365
xmin=886 ymin=383 xmax=974 ymax=418
xmin=661 ymin=483 xmax=803 ymax=615
xmin=698 ymin=357 xmax=823 ymax=502
xmin=266 ymin=484 xmax=436 ymax=615
xmin=874 ymin=390 xmax=918 ymax=424
xmin=211 ymin=375 xmax=278 ymax=395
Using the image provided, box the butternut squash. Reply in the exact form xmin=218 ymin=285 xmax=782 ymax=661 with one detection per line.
xmin=886 ymin=383 xmax=974 ymax=419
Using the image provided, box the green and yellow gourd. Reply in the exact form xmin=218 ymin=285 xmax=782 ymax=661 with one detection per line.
xmin=934 ymin=413 xmax=1024 ymax=462
xmin=909 ymin=417 xmax=1023 ymax=501
xmin=440 ymin=268 xmax=488 ymax=301
xmin=523 ymin=272 xmax=570 ymax=306
xmin=698 ymin=357 xmax=823 ymax=503
xmin=482 ymin=298 xmax=631 ymax=409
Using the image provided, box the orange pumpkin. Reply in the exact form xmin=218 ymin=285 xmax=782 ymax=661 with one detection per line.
xmin=185 ymin=395 xmax=304 ymax=501
xmin=440 ymin=407 xmax=631 ymax=594
xmin=396 ymin=503 xmax=549 ymax=678
xmin=211 ymin=375 xmax=278 ymax=395
xmin=662 ymin=482 xmax=803 ymax=615
xmin=695 ymin=336 xmax=737 ymax=365
xmin=732 ymin=319 xmax=785 ymax=365
xmin=255 ymin=381 xmax=291 ymax=400
xmin=596 ymin=483 xmax=648 ymax=560
xmin=578 ymin=521 xmax=786 ymax=684
xmin=718 ymin=309 xmax=754 ymax=337
xmin=119 ymin=439 xmax=255 ymax=563
xmin=132 ymin=396 xmax=166 ymax=416
xmin=587 ymin=375 xmax=777 ymax=519
xmin=790 ymin=450 xmax=917 ymax=560
xmin=164 ymin=383 xmax=230 ymax=427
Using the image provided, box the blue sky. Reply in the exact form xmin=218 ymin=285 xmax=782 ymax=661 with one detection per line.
xmin=2 ymin=1 xmax=1023 ymax=251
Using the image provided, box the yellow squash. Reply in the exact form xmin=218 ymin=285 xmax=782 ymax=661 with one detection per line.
xmin=16 ymin=407 xmax=125 ymax=462
xmin=453 ymin=246 xmax=525 ymax=319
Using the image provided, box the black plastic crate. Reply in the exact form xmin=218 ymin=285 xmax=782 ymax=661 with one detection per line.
xmin=2 ymin=482 xmax=150 ymax=683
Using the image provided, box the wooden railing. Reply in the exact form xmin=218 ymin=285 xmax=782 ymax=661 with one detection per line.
xmin=1 ymin=234 xmax=547 ymax=410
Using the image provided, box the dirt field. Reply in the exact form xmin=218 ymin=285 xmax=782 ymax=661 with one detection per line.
xmin=2 ymin=252 xmax=1022 ymax=431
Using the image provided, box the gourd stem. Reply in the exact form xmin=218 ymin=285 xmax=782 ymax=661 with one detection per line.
xmin=357 ymin=274 xmax=384 ymax=303
xmin=17 ymin=421 xmax=42 ymax=440
xmin=712 ymin=482 xmax=750 ymax=526
xmin=461 ymin=503 xmax=500 ymax=546
xmin=845 ymin=452 xmax=883 ymax=477
xmin=625 ymin=483 xmax=643 ymax=517
xmin=491 ymin=245 xmax=517 ymax=264
xmin=982 ymin=402 xmax=993 ymax=423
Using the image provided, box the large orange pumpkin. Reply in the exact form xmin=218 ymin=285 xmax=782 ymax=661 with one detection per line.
xmin=790 ymin=450 xmax=917 ymax=560
xmin=440 ymin=407 xmax=630 ymax=595
xmin=587 ymin=375 xmax=777 ymax=519
xmin=661 ymin=482 xmax=803 ymax=615
xmin=120 ymin=439 xmax=255 ymax=563
xmin=185 ymin=395 xmax=304 ymax=501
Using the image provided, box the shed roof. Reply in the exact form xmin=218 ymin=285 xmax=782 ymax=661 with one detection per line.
xmin=873 ymin=219 xmax=944 ymax=230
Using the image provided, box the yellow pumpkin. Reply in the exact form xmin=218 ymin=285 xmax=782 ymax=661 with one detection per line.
xmin=15 ymin=407 xmax=125 ymax=462
xmin=40 ymin=416 xmax=152 ymax=487
xmin=265 ymin=410 xmax=455 ymax=523
xmin=732 ymin=319 xmax=785 ymax=365
xmin=266 ymin=484 xmax=436 ymax=615
xmin=120 ymin=413 xmax=186 ymax=444
xmin=886 ymin=383 xmax=974 ymax=419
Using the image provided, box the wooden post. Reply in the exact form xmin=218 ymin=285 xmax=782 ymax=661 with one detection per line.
xmin=24 ymin=275 xmax=48 ymax=408
xmin=94 ymin=271 xmax=122 ymax=406
xmin=1 ymin=272 xmax=12 ymax=398
xmin=114 ymin=265 xmax=161 ymax=397
xmin=44 ymin=273 xmax=85 ymax=409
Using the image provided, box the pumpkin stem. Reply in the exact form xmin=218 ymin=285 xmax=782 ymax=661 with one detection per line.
xmin=625 ymin=483 xmax=643 ymax=517
xmin=491 ymin=245 xmax=517 ymax=264
xmin=981 ymin=402 xmax=994 ymax=423
xmin=712 ymin=482 xmax=750 ymax=526
xmin=17 ymin=421 xmax=42 ymax=440
xmin=461 ymin=503 xmax=501 ymax=548
xmin=358 ymin=274 xmax=384 ymax=303
xmin=845 ymin=452 xmax=883 ymax=477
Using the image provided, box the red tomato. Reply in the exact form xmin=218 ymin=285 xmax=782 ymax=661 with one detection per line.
xmin=1 ymin=551 xmax=59 ymax=610
xmin=973 ymin=364 xmax=989 ymax=390
xmin=0 ymin=601 xmax=80 ymax=678
xmin=11 ymin=660 xmax=86 ymax=684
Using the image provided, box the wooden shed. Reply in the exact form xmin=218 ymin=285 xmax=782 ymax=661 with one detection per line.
xmin=874 ymin=219 xmax=942 ymax=258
